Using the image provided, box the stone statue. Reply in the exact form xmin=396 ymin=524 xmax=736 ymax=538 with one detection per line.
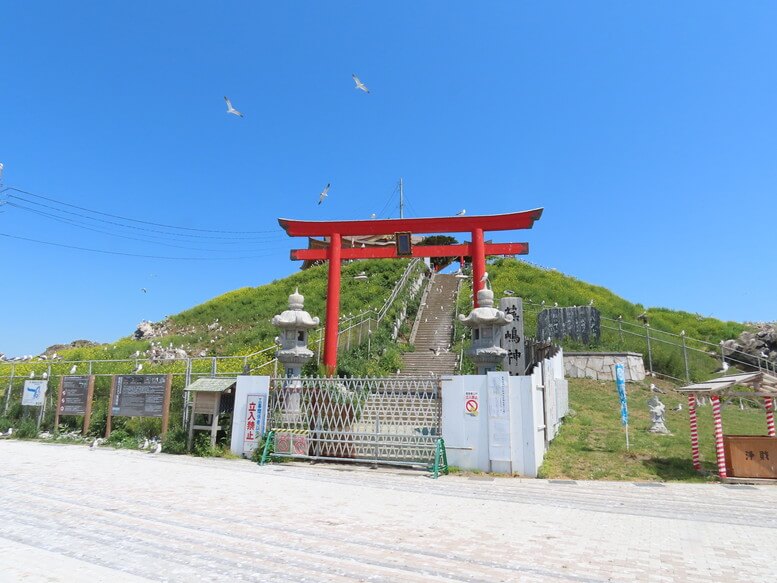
xmin=647 ymin=396 xmax=671 ymax=434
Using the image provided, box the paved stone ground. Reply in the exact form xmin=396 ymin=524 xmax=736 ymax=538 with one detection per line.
xmin=1 ymin=441 xmax=776 ymax=582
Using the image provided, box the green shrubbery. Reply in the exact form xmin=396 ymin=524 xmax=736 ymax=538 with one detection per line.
xmin=161 ymin=428 xmax=188 ymax=455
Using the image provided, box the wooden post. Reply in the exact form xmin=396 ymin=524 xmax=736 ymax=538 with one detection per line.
xmin=211 ymin=393 xmax=220 ymax=446
xmin=106 ymin=375 xmax=116 ymax=438
xmin=187 ymin=392 xmax=196 ymax=452
xmin=688 ymin=394 xmax=701 ymax=471
xmin=711 ymin=395 xmax=727 ymax=479
xmin=161 ymin=374 xmax=172 ymax=437
xmin=83 ymin=375 xmax=95 ymax=435
xmin=54 ymin=377 xmax=64 ymax=431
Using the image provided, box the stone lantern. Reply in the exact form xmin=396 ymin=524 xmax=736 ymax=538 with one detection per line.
xmin=271 ymin=288 xmax=320 ymax=379
xmin=458 ymin=287 xmax=513 ymax=374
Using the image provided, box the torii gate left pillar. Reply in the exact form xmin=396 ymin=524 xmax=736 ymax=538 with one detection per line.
xmin=279 ymin=209 xmax=543 ymax=375
xmin=325 ymin=232 xmax=342 ymax=373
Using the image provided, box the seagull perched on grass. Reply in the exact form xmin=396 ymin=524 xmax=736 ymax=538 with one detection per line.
xmin=318 ymin=183 xmax=331 ymax=205
xmin=69 ymin=365 xmax=77 ymax=374
xmin=352 ymin=74 xmax=370 ymax=93
xmin=504 ymin=289 xmax=515 ymax=296
xmin=134 ymin=363 xmax=143 ymax=373
xmin=223 ymin=96 xmax=244 ymax=117
xmin=714 ymin=361 xmax=730 ymax=374
xmin=29 ymin=371 xmax=34 ymax=379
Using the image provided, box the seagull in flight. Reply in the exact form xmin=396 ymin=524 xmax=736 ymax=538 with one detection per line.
xmin=141 ymin=288 xmax=147 ymax=294
xmin=224 ymin=96 xmax=244 ymax=118
xmin=370 ymin=213 xmax=377 ymax=219
xmin=456 ymin=209 xmax=466 ymax=216
xmin=352 ymin=74 xmax=370 ymax=93
xmin=318 ymin=183 xmax=331 ymax=205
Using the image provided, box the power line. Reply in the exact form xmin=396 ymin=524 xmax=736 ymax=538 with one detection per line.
xmin=5 ymin=192 xmax=284 ymax=241
xmin=0 ymin=232 xmax=285 ymax=261
xmin=4 ymin=202 xmax=286 ymax=253
xmin=0 ymin=186 xmax=283 ymax=235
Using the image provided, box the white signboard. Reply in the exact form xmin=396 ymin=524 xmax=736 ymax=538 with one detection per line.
xmin=22 ymin=380 xmax=48 ymax=407
xmin=242 ymin=393 xmax=268 ymax=454
xmin=487 ymin=372 xmax=512 ymax=465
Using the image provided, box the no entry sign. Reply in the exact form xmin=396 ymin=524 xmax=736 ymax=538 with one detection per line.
xmin=464 ymin=391 xmax=479 ymax=416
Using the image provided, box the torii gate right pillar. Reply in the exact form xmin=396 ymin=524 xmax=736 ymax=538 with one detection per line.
xmin=471 ymin=228 xmax=485 ymax=307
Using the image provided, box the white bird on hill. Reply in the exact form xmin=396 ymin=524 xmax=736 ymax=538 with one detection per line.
xmin=42 ymin=372 xmax=48 ymax=380
xmin=150 ymin=442 xmax=162 ymax=454
xmin=90 ymin=438 xmax=99 ymax=450
xmin=352 ymin=74 xmax=370 ymax=93
xmin=318 ymin=183 xmax=331 ymax=205
xmin=135 ymin=363 xmax=143 ymax=373
xmin=504 ymin=289 xmax=515 ymax=296
xmin=69 ymin=365 xmax=77 ymax=374
xmin=29 ymin=371 xmax=34 ymax=379
xmin=142 ymin=438 xmax=149 ymax=450
xmin=224 ymin=96 xmax=244 ymax=117
xmin=672 ymin=404 xmax=682 ymax=412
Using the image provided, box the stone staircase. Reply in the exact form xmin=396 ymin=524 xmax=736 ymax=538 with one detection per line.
xmin=400 ymin=273 xmax=460 ymax=376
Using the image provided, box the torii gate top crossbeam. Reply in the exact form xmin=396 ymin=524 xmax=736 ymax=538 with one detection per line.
xmin=278 ymin=208 xmax=544 ymax=237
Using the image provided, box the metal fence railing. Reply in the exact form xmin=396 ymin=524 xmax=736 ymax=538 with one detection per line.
xmin=517 ymin=300 xmax=777 ymax=383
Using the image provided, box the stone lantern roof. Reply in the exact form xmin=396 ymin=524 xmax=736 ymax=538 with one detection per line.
xmin=458 ymin=288 xmax=513 ymax=327
xmin=271 ymin=288 xmax=320 ymax=329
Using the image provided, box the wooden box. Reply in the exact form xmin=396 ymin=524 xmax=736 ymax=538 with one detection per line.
xmin=723 ymin=436 xmax=777 ymax=479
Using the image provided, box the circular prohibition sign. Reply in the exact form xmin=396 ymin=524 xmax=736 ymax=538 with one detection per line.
xmin=465 ymin=398 xmax=479 ymax=414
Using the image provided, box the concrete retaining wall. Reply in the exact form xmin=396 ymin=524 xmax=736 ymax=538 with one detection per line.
xmin=564 ymin=352 xmax=645 ymax=382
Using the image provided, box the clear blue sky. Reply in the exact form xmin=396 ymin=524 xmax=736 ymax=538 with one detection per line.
xmin=2 ymin=2 xmax=775 ymax=356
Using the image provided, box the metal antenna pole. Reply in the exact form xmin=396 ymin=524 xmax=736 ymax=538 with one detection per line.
xmin=399 ymin=178 xmax=404 ymax=219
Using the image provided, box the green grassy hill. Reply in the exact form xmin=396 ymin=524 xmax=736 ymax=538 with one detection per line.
xmin=470 ymin=258 xmax=749 ymax=381
xmin=487 ymin=258 xmax=745 ymax=342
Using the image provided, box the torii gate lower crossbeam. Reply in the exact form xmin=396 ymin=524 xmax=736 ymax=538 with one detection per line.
xmin=279 ymin=209 xmax=543 ymax=375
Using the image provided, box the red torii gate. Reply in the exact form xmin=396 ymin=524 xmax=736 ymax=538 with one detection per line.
xmin=278 ymin=209 xmax=544 ymax=375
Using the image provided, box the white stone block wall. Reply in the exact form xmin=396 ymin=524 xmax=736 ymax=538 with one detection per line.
xmin=563 ymin=352 xmax=645 ymax=382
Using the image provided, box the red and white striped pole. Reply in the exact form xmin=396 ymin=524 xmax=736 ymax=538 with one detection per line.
xmin=765 ymin=397 xmax=776 ymax=437
xmin=711 ymin=395 xmax=727 ymax=479
xmin=688 ymin=394 xmax=701 ymax=471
